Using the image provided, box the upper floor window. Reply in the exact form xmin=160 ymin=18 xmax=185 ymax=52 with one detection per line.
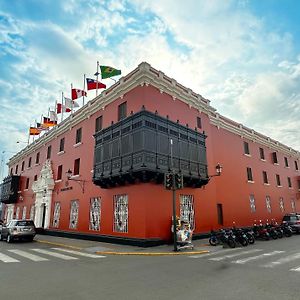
xmin=59 ymin=137 xmax=65 ymax=152
xmin=276 ymin=174 xmax=281 ymax=186
xmin=244 ymin=141 xmax=250 ymax=155
xmin=34 ymin=175 xmax=38 ymax=181
xmin=21 ymin=161 xmax=25 ymax=171
xmin=74 ymin=158 xmax=80 ymax=175
xmin=287 ymin=177 xmax=292 ymax=188
xmin=259 ymin=147 xmax=265 ymax=160
xmin=262 ymin=171 xmax=268 ymax=184
xmin=47 ymin=145 xmax=52 ymax=159
xmin=95 ymin=116 xmax=103 ymax=132
xmin=76 ymin=128 xmax=82 ymax=144
xmin=28 ymin=157 xmax=32 ymax=168
xmin=247 ymin=167 xmax=253 ymax=181
xmin=196 ymin=117 xmax=202 ymax=129
xmin=10 ymin=168 xmax=13 ymax=175
xmin=118 ymin=101 xmax=127 ymax=121
xmin=295 ymin=161 xmax=299 ymax=171
xmin=272 ymin=152 xmax=278 ymax=164
xmin=25 ymin=178 xmax=29 ymax=190
xmin=57 ymin=165 xmax=63 ymax=180
xmin=15 ymin=165 xmax=18 ymax=174
xmin=284 ymin=157 xmax=289 ymax=167
xmin=297 ymin=180 xmax=300 ymax=190
xmin=35 ymin=152 xmax=40 ymax=164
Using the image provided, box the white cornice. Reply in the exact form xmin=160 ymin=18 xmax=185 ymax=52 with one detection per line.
xmin=8 ymin=62 xmax=300 ymax=166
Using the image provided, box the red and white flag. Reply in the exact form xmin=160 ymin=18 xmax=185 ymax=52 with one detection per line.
xmin=57 ymin=103 xmax=71 ymax=114
xmin=72 ymin=88 xmax=87 ymax=100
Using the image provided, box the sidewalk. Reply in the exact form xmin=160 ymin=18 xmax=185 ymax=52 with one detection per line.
xmin=35 ymin=234 xmax=211 ymax=256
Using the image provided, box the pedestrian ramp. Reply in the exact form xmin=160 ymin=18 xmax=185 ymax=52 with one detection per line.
xmin=0 ymin=247 xmax=106 ymax=263
xmin=189 ymin=247 xmax=300 ymax=272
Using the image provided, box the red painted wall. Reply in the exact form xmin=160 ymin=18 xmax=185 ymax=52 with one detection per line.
xmin=6 ymin=83 xmax=300 ymax=241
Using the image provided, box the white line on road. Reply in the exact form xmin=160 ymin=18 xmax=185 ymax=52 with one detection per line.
xmin=31 ymin=248 xmax=78 ymax=260
xmin=189 ymin=248 xmax=242 ymax=258
xmin=0 ymin=252 xmax=20 ymax=263
xmin=209 ymin=249 xmax=263 ymax=261
xmin=51 ymin=248 xmax=105 ymax=258
xmin=233 ymin=250 xmax=285 ymax=264
xmin=263 ymin=252 xmax=300 ymax=268
xmin=8 ymin=249 xmax=49 ymax=262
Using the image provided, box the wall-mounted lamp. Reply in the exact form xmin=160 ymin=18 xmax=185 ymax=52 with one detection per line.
xmin=208 ymin=163 xmax=223 ymax=179
xmin=66 ymin=169 xmax=85 ymax=193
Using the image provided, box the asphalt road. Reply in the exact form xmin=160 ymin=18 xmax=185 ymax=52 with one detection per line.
xmin=0 ymin=235 xmax=300 ymax=300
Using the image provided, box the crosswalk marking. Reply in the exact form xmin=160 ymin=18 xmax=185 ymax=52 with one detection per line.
xmin=209 ymin=249 xmax=263 ymax=261
xmin=290 ymin=265 xmax=300 ymax=272
xmin=51 ymin=248 xmax=105 ymax=258
xmin=31 ymin=248 xmax=78 ymax=260
xmin=189 ymin=248 xmax=242 ymax=258
xmin=8 ymin=249 xmax=49 ymax=262
xmin=0 ymin=252 xmax=20 ymax=263
xmin=263 ymin=252 xmax=300 ymax=268
xmin=232 ymin=250 xmax=284 ymax=264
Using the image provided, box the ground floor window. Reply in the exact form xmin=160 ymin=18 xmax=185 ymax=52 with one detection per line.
xmin=30 ymin=205 xmax=35 ymax=221
xmin=113 ymin=195 xmax=128 ymax=233
xmin=216 ymin=203 xmax=224 ymax=226
xmin=89 ymin=197 xmax=101 ymax=231
xmin=266 ymin=196 xmax=271 ymax=213
xmin=279 ymin=197 xmax=285 ymax=212
xmin=22 ymin=206 xmax=27 ymax=220
xmin=180 ymin=195 xmax=195 ymax=230
xmin=291 ymin=199 xmax=296 ymax=212
xmin=16 ymin=206 xmax=20 ymax=219
xmin=69 ymin=200 xmax=79 ymax=229
xmin=249 ymin=194 xmax=256 ymax=213
xmin=53 ymin=202 xmax=61 ymax=228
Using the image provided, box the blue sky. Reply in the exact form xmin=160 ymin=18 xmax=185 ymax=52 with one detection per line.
xmin=0 ymin=0 xmax=300 ymax=179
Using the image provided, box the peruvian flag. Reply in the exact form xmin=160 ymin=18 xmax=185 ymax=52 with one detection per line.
xmin=57 ymin=103 xmax=71 ymax=114
xmin=72 ymin=88 xmax=87 ymax=100
xmin=86 ymin=78 xmax=106 ymax=90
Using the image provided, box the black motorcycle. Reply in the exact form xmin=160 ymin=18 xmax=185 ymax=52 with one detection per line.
xmin=209 ymin=229 xmax=236 ymax=248
xmin=232 ymin=228 xmax=248 ymax=247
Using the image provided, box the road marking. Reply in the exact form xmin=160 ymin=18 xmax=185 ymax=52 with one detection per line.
xmin=51 ymin=248 xmax=105 ymax=258
xmin=290 ymin=265 xmax=300 ymax=272
xmin=209 ymin=249 xmax=263 ymax=261
xmin=189 ymin=248 xmax=241 ymax=258
xmin=31 ymin=249 xmax=78 ymax=260
xmin=0 ymin=252 xmax=20 ymax=263
xmin=263 ymin=252 xmax=300 ymax=268
xmin=8 ymin=249 xmax=49 ymax=262
xmin=233 ymin=251 xmax=284 ymax=264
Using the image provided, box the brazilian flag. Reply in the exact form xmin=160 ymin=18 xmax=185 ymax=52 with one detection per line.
xmin=100 ymin=65 xmax=121 ymax=79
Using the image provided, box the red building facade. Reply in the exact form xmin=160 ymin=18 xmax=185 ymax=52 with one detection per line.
xmin=2 ymin=62 xmax=300 ymax=246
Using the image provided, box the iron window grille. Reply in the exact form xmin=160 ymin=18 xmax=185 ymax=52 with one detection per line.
xmin=249 ymin=194 xmax=256 ymax=213
xmin=113 ymin=194 xmax=128 ymax=233
xmin=266 ymin=196 xmax=271 ymax=213
xmin=180 ymin=195 xmax=195 ymax=230
xmin=279 ymin=197 xmax=285 ymax=212
xmin=69 ymin=200 xmax=79 ymax=229
xmin=22 ymin=206 xmax=27 ymax=220
xmin=291 ymin=199 xmax=296 ymax=212
xmin=89 ymin=197 xmax=101 ymax=231
xmin=53 ymin=202 xmax=61 ymax=228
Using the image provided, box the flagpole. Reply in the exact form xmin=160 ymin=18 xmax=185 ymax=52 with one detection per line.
xmin=61 ymin=92 xmax=64 ymax=122
xmin=96 ymin=61 xmax=99 ymax=97
xmin=27 ymin=124 xmax=31 ymax=145
xmin=71 ymin=83 xmax=74 ymax=114
xmin=83 ymin=74 xmax=86 ymax=106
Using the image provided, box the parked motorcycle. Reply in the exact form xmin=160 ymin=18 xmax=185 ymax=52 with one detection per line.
xmin=232 ymin=227 xmax=248 ymax=247
xmin=252 ymin=222 xmax=270 ymax=240
xmin=209 ymin=229 xmax=236 ymax=248
xmin=281 ymin=222 xmax=293 ymax=237
xmin=242 ymin=228 xmax=255 ymax=244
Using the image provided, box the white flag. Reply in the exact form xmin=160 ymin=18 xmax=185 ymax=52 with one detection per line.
xmin=64 ymin=97 xmax=79 ymax=108
xmin=49 ymin=110 xmax=58 ymax=122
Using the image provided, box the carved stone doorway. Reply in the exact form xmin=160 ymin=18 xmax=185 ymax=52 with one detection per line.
xmin=32 ymin=160 xmax=55 ymax=229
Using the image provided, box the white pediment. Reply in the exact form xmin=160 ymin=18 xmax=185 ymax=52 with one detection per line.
xmin=32 ymin=159 xmax=55 ymax=193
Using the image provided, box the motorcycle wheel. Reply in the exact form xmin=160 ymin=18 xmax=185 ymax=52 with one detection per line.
xmin=277 ymin=231 xmax=283 ymax=238
xmin=264 ymin=234 xmax=270 ymax=241
xmin=209 ymin=237 xmax=218 ymax=246
xmin=284 ymin=230 xmax=292 ymax=237
xmin=227 ymin=238 xmax=236 ymax=248
xmin=271 ymin=232 xmax=278 ymax=240
xmin=247 ymin=235 xmax=255 ymax=244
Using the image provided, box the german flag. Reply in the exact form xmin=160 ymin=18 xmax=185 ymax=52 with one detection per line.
xmin=43 ymin=117 xmax=57 ymax=127
xmin=29 ymin=127 xmax=41 ymax=135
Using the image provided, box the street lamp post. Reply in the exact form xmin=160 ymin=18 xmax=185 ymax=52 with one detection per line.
xmin=66 ymin=169 xmax=86 ymax=193
xmin=170 ymin=139 xmax=178 ymax=252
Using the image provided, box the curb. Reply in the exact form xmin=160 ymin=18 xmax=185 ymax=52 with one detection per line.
xmin=95 ymin=250 xmax=210 ymax=256
xmin=36 ymin=239 xmax=210 ymax=256
xmin=36 ymin=239 xmax=83 ymax=250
